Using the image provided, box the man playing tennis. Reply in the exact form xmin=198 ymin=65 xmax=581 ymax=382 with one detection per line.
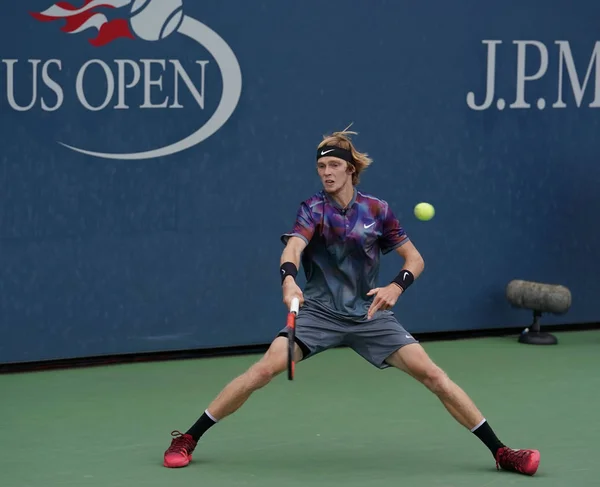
xmin=163 ymin=128 xmax=541 ymax=476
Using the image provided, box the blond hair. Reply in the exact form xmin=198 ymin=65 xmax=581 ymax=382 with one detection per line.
xmin=317 ymin=124 xmax=373 ymax=185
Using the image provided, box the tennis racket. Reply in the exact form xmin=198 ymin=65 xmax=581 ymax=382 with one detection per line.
xmin=287 ymin=296 xmax=300 ymax=381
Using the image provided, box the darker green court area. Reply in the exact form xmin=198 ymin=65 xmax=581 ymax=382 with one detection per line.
xmin=1 ymin=330 xmax=598 ymax=487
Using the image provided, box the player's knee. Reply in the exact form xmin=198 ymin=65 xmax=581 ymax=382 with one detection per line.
xmin=250 ymin=364 xmax=276 ymax=388
xmin=422 ymin=366 xmax=451 ymax=396
xmin=247 ymin=355 xmax=285 ymax=389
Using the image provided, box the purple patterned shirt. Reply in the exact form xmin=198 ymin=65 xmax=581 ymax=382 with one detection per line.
xmin=281 ymin=188 xmax=409 ymax=318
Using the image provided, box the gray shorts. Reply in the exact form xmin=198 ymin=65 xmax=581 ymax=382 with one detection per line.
xmin=277 ymin=300 xmax=418 ymax=369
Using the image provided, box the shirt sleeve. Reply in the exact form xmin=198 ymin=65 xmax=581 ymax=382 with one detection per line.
xmin=281 ymin=202 xmax=316 ymax=246
xmin=379 ymin=203 xmax=409 ymax=254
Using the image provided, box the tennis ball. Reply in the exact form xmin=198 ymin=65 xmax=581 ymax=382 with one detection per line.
xmin=414 ymin=202 xmax=435 ymax=221
xmin=130 ymin=0 xmax=184 ymax=41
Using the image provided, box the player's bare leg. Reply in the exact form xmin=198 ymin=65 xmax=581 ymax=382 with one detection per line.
xmin=163 ymin=337 xmax=303 ymax=468
xmin=386 ymin=343 xmax=540 ymax=476
xmin=386 ymin=344 xmax=483 ymax=428
xmin=206 ymin=337 xmax=302 ymax=419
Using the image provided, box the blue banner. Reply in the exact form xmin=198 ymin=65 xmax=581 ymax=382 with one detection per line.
xmin=1 ymin=0 xmax=599 ymax=363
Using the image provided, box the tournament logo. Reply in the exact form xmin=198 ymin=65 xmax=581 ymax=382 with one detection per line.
xmin=11 ymin=0 xmax=243 ymax=159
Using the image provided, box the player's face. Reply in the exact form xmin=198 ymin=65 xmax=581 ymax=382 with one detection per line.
xmin=317 ymin=157 xmax=353 ymax=193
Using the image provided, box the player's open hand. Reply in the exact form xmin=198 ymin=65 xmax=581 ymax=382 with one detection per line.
xmin=366 ymin=284 xmax=402 ymax=319
xmin=283 ymin=278 xmax=304 ymax=309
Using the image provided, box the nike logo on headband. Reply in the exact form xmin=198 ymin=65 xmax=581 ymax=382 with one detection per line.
xmin=316 ymin=145 xmax=353 ymax=164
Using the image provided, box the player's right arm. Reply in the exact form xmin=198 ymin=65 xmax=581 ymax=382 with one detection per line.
xmin=279 ymin=200 xmax=316 ymax=309
xmin=280 ymin=237 xmax=307 ymax=308
xmin=280 ymin=236 xmax=307 ymax=272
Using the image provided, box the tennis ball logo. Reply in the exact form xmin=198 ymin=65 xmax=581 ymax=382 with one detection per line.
xmin=130 ymin=0 xmax=184 ymax=41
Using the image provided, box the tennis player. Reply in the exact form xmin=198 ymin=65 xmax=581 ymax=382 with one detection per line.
xmin=163 ymin=128 xmax=541 ymax=476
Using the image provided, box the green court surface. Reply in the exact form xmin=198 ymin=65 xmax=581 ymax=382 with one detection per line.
xmin=1 ymin=330 xmax=598 ymax=487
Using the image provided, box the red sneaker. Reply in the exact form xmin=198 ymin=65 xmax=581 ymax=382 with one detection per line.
xmin=163 ymin=431 xmax=197 ymax=468
xmin=496 ymin=447 xmax=540 ymax=476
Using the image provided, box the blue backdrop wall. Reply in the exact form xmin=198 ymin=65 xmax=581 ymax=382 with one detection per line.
xmin=1 ymin=0 xmax=599 ymax=364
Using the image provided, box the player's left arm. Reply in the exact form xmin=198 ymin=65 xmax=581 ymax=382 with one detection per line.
xmin=367 ymin=203 xmax=425 ymax=319
xmin=393 ymin=240 xmax=425 ymax=281
xmin=366 ymin=241 xmax=424 ymax=319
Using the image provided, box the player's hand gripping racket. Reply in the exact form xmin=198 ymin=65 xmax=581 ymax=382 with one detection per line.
xmin=287 ymin=297 xmax=300 ymax=380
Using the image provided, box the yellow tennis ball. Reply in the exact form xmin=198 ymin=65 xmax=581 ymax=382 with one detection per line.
xmin=414 ymin=202 xmax=435 ymax=221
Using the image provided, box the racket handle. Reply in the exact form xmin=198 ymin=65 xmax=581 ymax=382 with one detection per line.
xmin=290 ymin=297 xmax=300 ymax=314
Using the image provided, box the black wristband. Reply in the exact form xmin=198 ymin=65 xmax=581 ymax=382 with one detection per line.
xmin=392 ymin=269 xmax=414 ymax=292
xmin=280 ymin=262 xmax=298 ymax=284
